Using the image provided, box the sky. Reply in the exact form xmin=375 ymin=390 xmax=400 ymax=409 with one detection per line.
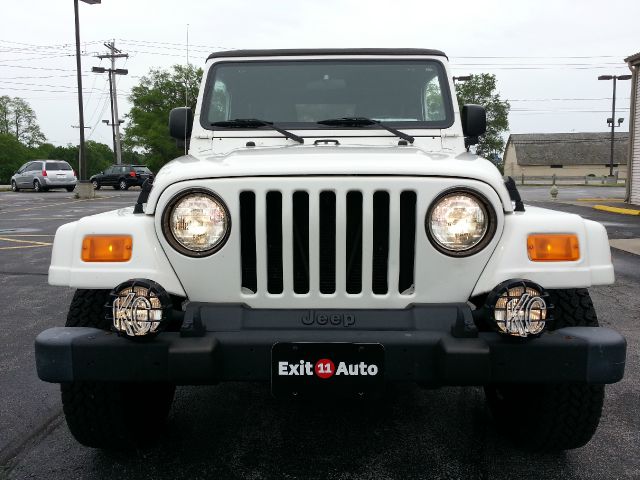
xmin=2 ymin=0 xmax=639 ymax=149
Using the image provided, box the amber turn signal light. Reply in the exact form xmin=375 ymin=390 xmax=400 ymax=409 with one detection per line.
xmin=82 ymin=235 xmax=133 ymax=262
xmin=527 ymin=234 xmax=579 ymax=261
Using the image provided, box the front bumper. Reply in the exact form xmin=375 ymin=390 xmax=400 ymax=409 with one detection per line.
xmin=35 ymin=304 xmax=626 ymax=385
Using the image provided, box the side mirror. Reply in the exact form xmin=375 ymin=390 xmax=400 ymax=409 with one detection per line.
xmin=461 ymin=104 xmax=486 ymax=148
xmin=169 ymin=107 xmax=194 ymax=149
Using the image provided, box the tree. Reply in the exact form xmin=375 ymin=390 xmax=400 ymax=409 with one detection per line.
xmin=0 ymin=133 xmax=28 ymax=184
xmin=124 ymin=64 xmax=202 ymax=173
xmin=0 ymin=96 xmax=46 ymax=147
xmin=44 ymin=141 xmax=113 ymax=176
xmin=455 ymin=74 xmax=510 ymax=169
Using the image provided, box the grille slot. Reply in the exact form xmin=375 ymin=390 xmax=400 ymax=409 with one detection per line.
xmin=319 ymin=191 xmax=336 ymax=294
xmin=345 ymin=191 xmax=363 ymax=294
xmin=266 ymin=191 xmax=283 ymax=294
xmin=399 ymin=191 xmax=417 ymax=294
xmin=239 ymin=191 xmax=257 ymax=293
xmin=239 ymin=188 xmax=416 ymax=297
xmin=372 ymin=191 xmax=390 ymax=294
xmin=292 ymin=191 xmax=310 ymax=294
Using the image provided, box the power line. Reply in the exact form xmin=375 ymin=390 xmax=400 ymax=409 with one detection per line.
xmin=0 ymin=73 xmax=81 ymax=80
xmin=451 ymin=55 xmax=624 ymax=59
xmin=0 ymin=80 xmax=103 ymax=90
xmin=0 ymin=54 xmax=80 ymax=63
xmin=0 ymin=86 xmax=104 ymax=94
xmin=508 ymin=97 xmax=630 ymax=102
xmin=0 ymin=64 xmax=80 ymax=71
xmin=450 ymin=65 xmax=629 ymax=70
xmin=85 ymin=77 xmax=110 ymax=126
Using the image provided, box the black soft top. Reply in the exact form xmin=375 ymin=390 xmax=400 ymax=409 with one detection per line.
xmin=206 ymin=48 xmax=447 ymax=61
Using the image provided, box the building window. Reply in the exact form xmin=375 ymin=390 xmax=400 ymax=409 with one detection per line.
xmin=550 ymin=165 xmax=563 ymax=168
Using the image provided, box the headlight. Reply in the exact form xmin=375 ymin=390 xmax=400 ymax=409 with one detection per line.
xmin=426 ymin=188 xmax=496 ymax=256
xmin=162 ymin=189 xmax=230 ymax=257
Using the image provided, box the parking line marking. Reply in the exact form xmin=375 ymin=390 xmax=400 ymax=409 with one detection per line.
xmin=0 ymin=218 xmax=84 ymax=221
xmin=0 ymin=244 xmax=51 ymax=250
xmin=0 ymin=195 xmax=119 ymax=214
xmin=0 ymin=237 xmax=53 ymax=246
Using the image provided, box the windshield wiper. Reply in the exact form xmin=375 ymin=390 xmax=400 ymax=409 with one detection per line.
xmin=316 ymin=117 xmax=415 ymax=144
xmin=210 ymin=119 xmax=304 ymax=144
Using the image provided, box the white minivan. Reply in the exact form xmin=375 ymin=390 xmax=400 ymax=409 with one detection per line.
xmin=11 ymin=160 xmax=77 ymax=192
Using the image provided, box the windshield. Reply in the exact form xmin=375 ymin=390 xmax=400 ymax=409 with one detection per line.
xmin=201 ymin=60 xmax=453 ymax=130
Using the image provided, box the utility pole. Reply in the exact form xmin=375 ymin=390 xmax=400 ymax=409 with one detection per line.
xmin=95 ymin=40 xmax=128 ymax=164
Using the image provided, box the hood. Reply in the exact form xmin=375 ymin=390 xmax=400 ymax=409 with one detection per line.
xmin=146 ymin=145 xmax=512 ymax=213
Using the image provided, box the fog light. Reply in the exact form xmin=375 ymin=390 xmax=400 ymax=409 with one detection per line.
xmin=108 ymin=279 xmax=172 ymax=338
xmin=485 ymin=280 xmax=549 ymax=337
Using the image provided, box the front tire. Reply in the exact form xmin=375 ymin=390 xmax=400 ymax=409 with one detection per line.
xmin=11 ymin=180 xmax=19 ymax=192
xmin=60 ymin=289 xmax=175 ymax=449
xmin=484 ymin=288 xmax=605 ymax=451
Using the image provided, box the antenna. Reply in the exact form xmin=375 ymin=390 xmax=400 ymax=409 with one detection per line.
xmin=184 ymin=23 xmax=190 ymax=156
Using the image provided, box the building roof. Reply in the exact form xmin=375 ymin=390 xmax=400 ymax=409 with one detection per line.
xmin=206 ymin=48 xmax=448 ymax=61
xmin=625 ymin=51 xmax=640 ymax=65
xmin=505 ymin=132 xmax=629 ymax=166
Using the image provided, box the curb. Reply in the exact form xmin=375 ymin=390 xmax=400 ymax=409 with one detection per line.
xmin=593 ymin=205 xmax=640 ymax=216
xmin=577 ymin=198 xmax=625 ymax=202
xmin=609 ymin=239 xmax=640 ymax=256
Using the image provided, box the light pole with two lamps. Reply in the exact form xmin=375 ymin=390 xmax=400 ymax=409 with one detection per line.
xmin=598 ymin=74 xmax=632 ymax=178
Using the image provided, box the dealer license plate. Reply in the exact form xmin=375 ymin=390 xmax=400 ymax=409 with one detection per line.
xmin=271 ymin=342 xmax=384 ymax=398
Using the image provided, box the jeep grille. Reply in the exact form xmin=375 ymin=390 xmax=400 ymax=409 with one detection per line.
xmin=239 ymin=190 xmax=417 ymax=296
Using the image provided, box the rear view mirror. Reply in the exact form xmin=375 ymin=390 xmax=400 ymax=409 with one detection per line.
xmin=461 ymin=104 xmax=486 ymax=148
xmin=169 ymin=107 xmax=194 ymax=150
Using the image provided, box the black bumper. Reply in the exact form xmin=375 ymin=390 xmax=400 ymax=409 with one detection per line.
xmin=35 ymin=304 xmax=626 ymax=385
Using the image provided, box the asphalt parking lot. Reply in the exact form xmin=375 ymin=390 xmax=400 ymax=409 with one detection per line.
xmin=0 ymin=186 xmax=639 ymax=480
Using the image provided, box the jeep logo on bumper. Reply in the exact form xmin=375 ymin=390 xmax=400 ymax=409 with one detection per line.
xmin=301 ymin=311 xmax=355 ymax=327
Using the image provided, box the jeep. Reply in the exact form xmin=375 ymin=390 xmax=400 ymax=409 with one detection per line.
xmin=35 ymin=49 xmax=626 ymax=451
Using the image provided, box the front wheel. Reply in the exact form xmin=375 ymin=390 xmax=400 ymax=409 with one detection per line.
xmin=484 ymin=288 xmax=605 ymax=451
xmin=91 ymin=180 xmax=100 ymax=190
xmin=11 ymin=180 xmax=19 ymax=192
xmin=118 ymin=179 xmax=128 ymax=191
xmin=60 ymin=289 xmax=175 ymax=449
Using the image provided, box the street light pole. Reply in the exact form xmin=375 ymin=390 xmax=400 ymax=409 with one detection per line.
xmin=598 ymin=74 xmax=632 ymax=177
xmin=609 ymin=76 xmax=617 ymax=177
xmin=73 ymin=0 xmax=86 ymax=181
xmin=73 ymin=0 xmax=101 ymax=197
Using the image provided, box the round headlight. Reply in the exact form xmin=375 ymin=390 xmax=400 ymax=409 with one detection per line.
xmin=426 ymin=189 xmax=496 ymax=256
xmin=162 ymin=189 xmax=230 ymax=257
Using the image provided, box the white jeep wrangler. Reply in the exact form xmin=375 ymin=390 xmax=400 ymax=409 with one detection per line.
xmin=35 ymin=49 xmax=626 ymax=451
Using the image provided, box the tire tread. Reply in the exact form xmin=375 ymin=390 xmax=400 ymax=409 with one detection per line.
xmin=485 ymin=288 xmax=605 ymax=452
xmin=61 ymin=289 xmax=174 ymax=449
